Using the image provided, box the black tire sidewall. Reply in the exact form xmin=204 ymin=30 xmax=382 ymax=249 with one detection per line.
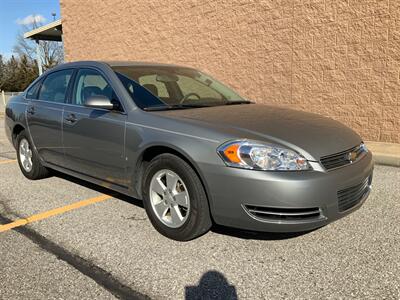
xmin=16 ymin=131 xmax=48 ymax=180
xmin=142 ymin=154 xmax=210 ymax=241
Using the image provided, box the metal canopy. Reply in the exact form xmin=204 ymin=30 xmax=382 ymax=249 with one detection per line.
xmin=24 ymin=19 xmax=62 ymax=42
xmin=23 ymin=19 xmax=62 ymax=75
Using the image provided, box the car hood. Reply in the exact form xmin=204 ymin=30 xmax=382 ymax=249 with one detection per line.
xmin=154 ymin=104 xmax=362 ymax=160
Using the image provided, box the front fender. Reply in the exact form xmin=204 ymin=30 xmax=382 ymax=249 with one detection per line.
xmin=124 ymin=121 xmax=223 ymax=213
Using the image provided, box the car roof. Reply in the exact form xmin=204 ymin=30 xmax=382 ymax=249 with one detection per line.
xmin=50 ymin=60 xmax=194 ymax=70
xmin=104 ymin=61 xmax=192 ymax=69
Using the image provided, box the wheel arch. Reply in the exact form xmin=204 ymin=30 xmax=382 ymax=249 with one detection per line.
xmin=12 ymin=123 xmax=26 ymax=148
xmin=133 ymin=144 xmax=214 ymax=218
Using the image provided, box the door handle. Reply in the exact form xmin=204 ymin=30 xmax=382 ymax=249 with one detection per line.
xmin=65 ymin=113 xmax=77 ymax=123
xmin=27 ymin=106 xmax=35 ymax=115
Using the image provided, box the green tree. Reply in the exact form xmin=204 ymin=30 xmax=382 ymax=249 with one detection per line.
xmin=0 ymin=55 xmax=5 ymax=88
xmin=15 ymin=55 xmax=38 ymax=90
xmin=1 ymin=56 xmax=19 ymax=91
xmin=0 ymin=55 xmax=38 ymax=92
xmin=0 ymin=16 xmax=63 ymax=91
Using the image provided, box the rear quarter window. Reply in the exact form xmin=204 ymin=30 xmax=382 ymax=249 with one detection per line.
xmin=26 ymin=80 xmax=42 ymax=99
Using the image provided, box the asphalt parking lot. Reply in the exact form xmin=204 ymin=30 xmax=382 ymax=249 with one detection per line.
xmin=0 ymin=117 xmax=399 ymax=300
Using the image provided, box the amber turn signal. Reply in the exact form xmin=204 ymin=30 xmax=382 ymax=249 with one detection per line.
xmin=223 ymin=143 xmax=241 ymax=163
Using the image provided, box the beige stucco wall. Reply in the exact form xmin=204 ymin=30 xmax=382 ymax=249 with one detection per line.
xmin=61 ymin=0 xmax=399 ymax=143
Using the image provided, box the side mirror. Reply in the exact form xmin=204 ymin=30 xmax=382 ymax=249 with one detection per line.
xmin=84 ymin=95 xmax=114 ymax=110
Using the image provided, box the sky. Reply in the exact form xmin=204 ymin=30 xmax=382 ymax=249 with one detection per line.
xmin=0 ymin=0 xmax=60 ymax=58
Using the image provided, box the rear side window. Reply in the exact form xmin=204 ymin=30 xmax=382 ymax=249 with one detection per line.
xmin=38 ymin=69 xmax=74 ymax=103
xmin=26 ymin=80 xmax=42 ymax=99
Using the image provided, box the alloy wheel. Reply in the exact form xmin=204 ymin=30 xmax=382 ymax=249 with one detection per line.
xmin=19 ymin=138 xmax=33 ymax=172
xmin=149 ymin=169 xmax=190 ymax=228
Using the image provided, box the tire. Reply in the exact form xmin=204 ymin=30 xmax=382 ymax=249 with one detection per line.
xmin=142 ymin=153 xmax=212 ymax=241
xmin=16 ymin=130 xmax=50 ymax=180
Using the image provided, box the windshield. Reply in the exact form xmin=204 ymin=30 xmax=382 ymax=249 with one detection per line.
xmin=113 ymin=65 xmax=246 ymax=110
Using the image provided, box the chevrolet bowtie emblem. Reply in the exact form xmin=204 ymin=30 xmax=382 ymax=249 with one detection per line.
xmin=347 ymin=151 xmax=358 ymax=162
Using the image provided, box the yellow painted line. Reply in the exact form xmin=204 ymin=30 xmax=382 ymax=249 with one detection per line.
xmin=0 ymin=194 xmax=112 ymax=233
xmin=0 ymin=159 xmax=17 ymax=165
xmin=0 ymin=219 xmax=28 ymax=232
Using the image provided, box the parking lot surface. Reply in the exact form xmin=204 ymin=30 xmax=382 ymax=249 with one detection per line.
xmin=1 ymin=117 xmax=399 ymax=299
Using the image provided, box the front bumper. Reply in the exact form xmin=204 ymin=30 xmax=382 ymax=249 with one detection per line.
xmin=200 ymin=152 xmax=374 ymax=232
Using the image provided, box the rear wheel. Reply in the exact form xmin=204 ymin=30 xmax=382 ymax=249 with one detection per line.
xmin=16 ymin=130 xmax=50 ymax=180
xmin=142 ymin=153 xmax=212 ymax=241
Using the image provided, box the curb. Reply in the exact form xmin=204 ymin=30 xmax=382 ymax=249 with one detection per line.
xmin=372 ymin=153 xmax=400 ymax=167
xmin=366 ymin=141 xmax=400 ymax=167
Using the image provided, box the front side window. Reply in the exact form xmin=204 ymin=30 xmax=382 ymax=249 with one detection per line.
xmin=73 ymin=69 xmax=115 ymax=106
xmin=113 ymin=66 xmax=245 ymax=110
xmin=38 ymin=69 xmax=73 ymax=103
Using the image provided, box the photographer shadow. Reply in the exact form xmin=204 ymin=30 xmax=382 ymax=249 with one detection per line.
xmin=185 ymin=270 xmax=238 ymax=300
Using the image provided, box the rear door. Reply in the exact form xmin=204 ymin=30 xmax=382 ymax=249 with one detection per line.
xmin=62 ymin=68 xmax=127 ymax=187
xmin=26 ymin=69 xmax=74 ymax=166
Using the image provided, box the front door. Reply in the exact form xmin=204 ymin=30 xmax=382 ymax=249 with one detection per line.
xmin=62 ymin=68 xmax=127 ymax=187
xmin=26 ymin=69 xmax=74 ymax=166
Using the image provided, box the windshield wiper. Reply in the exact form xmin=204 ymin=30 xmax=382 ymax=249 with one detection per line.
xmin=224 ymin=100 xmax=253 ymax=105
xmin=143 ymin=103 xmax=211 ymax=111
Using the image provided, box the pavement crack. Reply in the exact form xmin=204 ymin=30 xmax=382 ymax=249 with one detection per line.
xmin=124 ymin=215 xmax=147 ymax=221
xmin=0 ymin=214 xmax=150 ymax=300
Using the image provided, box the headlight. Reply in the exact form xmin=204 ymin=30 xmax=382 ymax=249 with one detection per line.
xmin=360 ymin=142 xmax=368 ymax=153
xmin=217 ymin=140 xmax=310 ymax=171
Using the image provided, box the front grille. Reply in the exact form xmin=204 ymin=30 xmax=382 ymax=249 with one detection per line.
xmin=337 ymin=177 xmax=371 ymax=212
xmin=320 ymin=144 xmax=366 ymax=170
xmin=244 ymin=205 xmax=321 ymax=221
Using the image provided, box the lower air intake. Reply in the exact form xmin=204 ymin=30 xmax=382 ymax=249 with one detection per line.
xmin=337 ymin=176 xmax=371 ymax=212
xmin=244 ymin=205 xmax=321 ymax=221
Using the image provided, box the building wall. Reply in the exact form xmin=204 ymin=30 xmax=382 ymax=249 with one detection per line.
xmin=61 ymin=0 xmax=399 ymax=143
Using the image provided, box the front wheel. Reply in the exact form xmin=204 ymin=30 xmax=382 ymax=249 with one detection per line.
xmin=142 ymin=154 xmax=212 ymax=241
xmin=16 ymin=130 xmax=50 ymax=180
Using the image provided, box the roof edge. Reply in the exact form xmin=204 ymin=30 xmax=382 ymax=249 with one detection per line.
xmin=24 ymin=19 xmax=62 ymax=40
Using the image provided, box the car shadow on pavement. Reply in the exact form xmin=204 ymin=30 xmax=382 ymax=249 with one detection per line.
xmin=54 ymin=171 xmax=315 ymax=241
xmin=185 ymin=270 xmax=238 ymax=300
xmin=54 ymin=171 xmax=144 ymax=208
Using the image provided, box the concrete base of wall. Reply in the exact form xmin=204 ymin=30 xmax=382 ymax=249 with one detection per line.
xmin=366 ymin=141 xmax=400 ymax=167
